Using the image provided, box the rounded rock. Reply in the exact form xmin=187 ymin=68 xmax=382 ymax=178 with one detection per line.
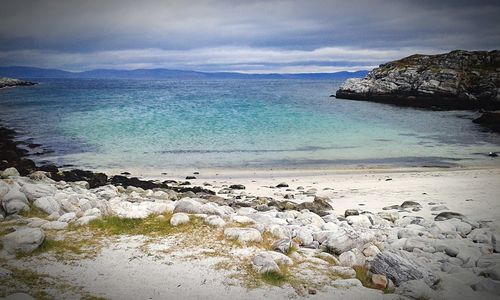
xmin=204 ymin=215 xmax=226 ymax=227
xmin=224 ymin=227 xmax=262 ymax=244
xmin=2 ymin=227 xmax=45 ymax=254
xmin=170 ymin=213 xmax=190 ymax=226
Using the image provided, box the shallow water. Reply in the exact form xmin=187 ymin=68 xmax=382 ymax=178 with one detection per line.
xmin=1 ymin=78 xmax=499 ymax=171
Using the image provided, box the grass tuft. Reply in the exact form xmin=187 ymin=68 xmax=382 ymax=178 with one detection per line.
xmin=37 ymin=239 xmax=83 ymax=255
xmin=87 ymin=213 xmax=207 ymax=237
xmin=15 ymin=236 xmax=99 ymax=260
xmin=261 ymin=270 xmax=288 ymax=286
xmin=88 ymin=214 xmax=173 ymax=236
xmin=354 ymin=266 xmax=372 ymax=287
xmin=18 ymin=205 xmax=48 ymax=219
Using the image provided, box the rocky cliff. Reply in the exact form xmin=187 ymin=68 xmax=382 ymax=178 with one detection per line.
xmin=0 ymin=77 xmax=36 ymax=89
xmin=336 ymin=50 xmax=500 ymax=110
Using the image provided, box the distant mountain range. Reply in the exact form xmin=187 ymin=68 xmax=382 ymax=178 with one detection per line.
xmin=0 ymin=66 xmax=369 ymax=80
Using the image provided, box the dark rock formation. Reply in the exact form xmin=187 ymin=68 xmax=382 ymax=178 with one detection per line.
xmin=296 ymin=196 xmax=333 ymax=216
xmin=0 ymin=77 xmax=36 ymax=89
xmin=172 ymin=185 xmax=215 ymax=195
xmin=51 ymin=169 xmax=108 ymax=189
xmin=473 ymin=111 xmax=500 ymax=132
xmin=336 ymin=50 xmax=500 ymax=110
xmin=229 ymin=184 xmax=245 ymax=190
xmin=370 ymin=250 xmax=439 ymax=286
xmin=110 ymin=175 xmax=165 ymax=190
xmin=434 ymin=211 xmax=466 ymax=221
xmin=0 ymin=126 xmax=37 ymax=175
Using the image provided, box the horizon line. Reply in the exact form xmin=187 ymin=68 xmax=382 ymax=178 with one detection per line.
xmin=0 ymin=65 xmax=373 ymax=75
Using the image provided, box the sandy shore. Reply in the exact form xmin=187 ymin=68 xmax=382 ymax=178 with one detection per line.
xmin=105 ymin=166 xmax=500 ymax=224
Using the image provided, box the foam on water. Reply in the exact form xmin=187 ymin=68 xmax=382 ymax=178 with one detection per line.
xmin=1 ymin=78 xmax=500 ymax=170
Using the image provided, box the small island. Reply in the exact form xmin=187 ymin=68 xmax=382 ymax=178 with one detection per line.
xmin=336 ymin=50 xmax=500 ymax=110
xmin=0 ymin=77 xmax=37 ymax=89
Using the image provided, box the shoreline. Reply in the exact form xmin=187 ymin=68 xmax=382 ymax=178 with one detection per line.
xmin=97 ymin=163 xmax=499 ymax=180
xmin=2 ymin=117 xmax=500 ymax=192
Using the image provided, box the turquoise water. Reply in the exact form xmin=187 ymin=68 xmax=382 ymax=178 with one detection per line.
xmin=1 ymin=78 xmax=500 ymax=170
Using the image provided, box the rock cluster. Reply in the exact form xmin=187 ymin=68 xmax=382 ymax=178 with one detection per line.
xmin=336 ymin=50 xmax=500 ymax=110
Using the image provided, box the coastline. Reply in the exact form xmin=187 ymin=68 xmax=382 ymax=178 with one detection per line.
xmin=3 ymin=118 xmax=500 ymax=222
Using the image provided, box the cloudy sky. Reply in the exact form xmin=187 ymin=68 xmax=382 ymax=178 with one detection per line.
xmin=0 ymin=0 xmax=499 ymax=73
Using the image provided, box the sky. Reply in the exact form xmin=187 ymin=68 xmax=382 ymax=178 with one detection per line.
xmin=0 ymin=0 xmax=499 ymax=73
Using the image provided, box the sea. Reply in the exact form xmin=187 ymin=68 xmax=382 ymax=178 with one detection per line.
xmin=1 ymin=78 xmax=500 ymax=172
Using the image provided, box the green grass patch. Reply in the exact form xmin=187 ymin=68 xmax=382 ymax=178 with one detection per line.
xmin=89 ymin=214 xmax=173 ymax=235
xmin=37 ymin=239 xmax=83 ymax=255
xmin=18 ymin=205 xmax=48 ymax=219
xmin=261 ymin=270 xmax=288 ymax=286
xmin=15 ymin=238 xmax=90 ymax=259
xmin=87 ymin=213 xmax=205 ymax=237
xmin=238 ymin=260 xmax=292 ymax=289
xmin=286 ymin=244 xmax=298 ymax=256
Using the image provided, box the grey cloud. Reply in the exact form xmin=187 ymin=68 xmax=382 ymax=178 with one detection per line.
xmin=0 ymin=0 xmax=498 ymax=72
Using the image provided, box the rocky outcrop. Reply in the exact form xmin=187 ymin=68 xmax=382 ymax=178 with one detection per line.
xmin=0 ymin=77 xmax=36 ymax=89
xmin=336 ymin=50 xmax=500 ymax=110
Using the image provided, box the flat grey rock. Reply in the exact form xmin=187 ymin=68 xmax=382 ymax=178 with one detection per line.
xmin=370 ymin=250 xmax=439 ymax=286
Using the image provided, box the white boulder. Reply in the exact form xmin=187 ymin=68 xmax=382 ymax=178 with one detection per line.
xmin=1 ymin=167 xmax=20 ymax=178
xmin=224 ymin=227 xmax=262 ymax=244
xmin=170 ymin=213 xmax=190 ymax=226
xmin=2 ymin=188 xmax=29 ymax=214
xmin=2 ymin=227 xmax=45 ymax=254
xmin=33 ymin=196 xmax=60 ymax=215
xmin=41 ymin=221 xmax=68 ymax=230
xmin=58 ymin=212 xmax=77 ymax=223
xmin=204 ymin=215 xmax=226 ymax=227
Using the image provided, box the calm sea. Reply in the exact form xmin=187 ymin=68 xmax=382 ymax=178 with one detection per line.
xmin=1 ymin=78 xmax=500 ymax=171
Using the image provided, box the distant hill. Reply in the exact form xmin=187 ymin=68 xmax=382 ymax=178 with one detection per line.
xmin=0 ymin=66 xmax=369 ymax=80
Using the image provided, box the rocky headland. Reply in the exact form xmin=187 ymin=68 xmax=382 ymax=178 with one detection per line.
xmin=336 ymin=50 xmax=500 ymax=110
xmin=0 ymin=78 xmax=36 ymax=89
